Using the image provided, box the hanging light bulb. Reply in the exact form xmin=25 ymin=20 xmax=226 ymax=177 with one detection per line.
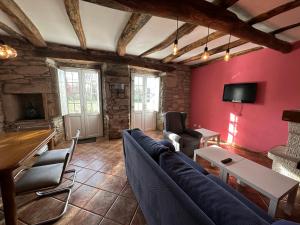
xmin=173 ymin=16 xmax=179 ymax=55
xmin=202 ymin=27 xmax=210 ymax=61
xmin=0 ymin=41 xmax=17 ymax=59
xmin=224 ymin=49 xmax=230 ymax=62
xmin=224 ymin=34 xmax=231 ymax=62
xmin=202 ymin=46 xmax=209 ymax=60
xmin=173 ymin=39 xmax=178 ymax=55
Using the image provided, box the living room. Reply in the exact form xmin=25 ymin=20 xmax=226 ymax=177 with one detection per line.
xmin=0 ymin=0 xmax=299 ymax=225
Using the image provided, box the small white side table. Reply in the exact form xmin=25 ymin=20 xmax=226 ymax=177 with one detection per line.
xmin=195 ymin=128 xmax=221 ymax=147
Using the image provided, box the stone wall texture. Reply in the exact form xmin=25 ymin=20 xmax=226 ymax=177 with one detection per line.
xmin=0 ymin=37 xmax=191 ymax=140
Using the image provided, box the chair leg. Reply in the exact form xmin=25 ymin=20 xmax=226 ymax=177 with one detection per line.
xmin=33 ymin=188 xmax=72 ymax=225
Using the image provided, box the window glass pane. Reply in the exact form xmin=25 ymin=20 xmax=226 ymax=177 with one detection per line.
xmin=84 ymin=71 xmax=99 ymax=113
xmin=65 ymin=71 xmax=81 ymax=114
xmin=145 ymin=77 xmax=160 ymax=111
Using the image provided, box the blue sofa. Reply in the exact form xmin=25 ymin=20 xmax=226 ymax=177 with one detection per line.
xmin=122 ymin=129 xmax=299 ymax=225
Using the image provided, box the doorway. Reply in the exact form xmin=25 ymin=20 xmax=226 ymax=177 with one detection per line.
xmin=57 ymin=68 xmax=103 ymax=140
xmin=131 ymin=74 xmax=160 ymax=131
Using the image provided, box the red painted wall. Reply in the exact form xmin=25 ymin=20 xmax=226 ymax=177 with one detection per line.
xmin=190 ymin=42 xmax=300 ymax=152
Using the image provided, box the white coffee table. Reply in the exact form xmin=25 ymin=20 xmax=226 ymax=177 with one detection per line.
xmin=195 ymin=128 xmax=220 ymax=147
xmin=193 ymin=145 xmax=244 ymax=180
xmin=222 ymin=159 xmax=299 ymax=217
xmin=194 ymin=146 xmax=299 ymax=218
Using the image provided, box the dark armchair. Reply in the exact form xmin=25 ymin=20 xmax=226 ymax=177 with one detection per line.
xmin=163 ymin=112 xmax=202 ymax=157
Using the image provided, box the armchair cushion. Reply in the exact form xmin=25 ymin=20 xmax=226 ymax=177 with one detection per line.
xmin=131 ymin=129 xmax=169 ymax=161
xmin=184 ymin=128 xmax=202 ymax=139
xmin=164 ymin=112 xmax=184 ymax=134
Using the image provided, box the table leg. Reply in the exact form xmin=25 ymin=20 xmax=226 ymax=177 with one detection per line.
xmin=47 ymin=137 xmax=55 ymax=150
xmin=0 ymin=170 xmax=17 ymax=225
xmin=268 ymin=198 xmax=279 ymax=217
xmin=284 ymin=185 xmax=298 ymax=215
xmin=217 ymin=135 xmax=220 ymax=146
xmin=221 ymin=170 xmax=229 ymax=183
xmin=193 ymin=152 xmax=197 ymax=161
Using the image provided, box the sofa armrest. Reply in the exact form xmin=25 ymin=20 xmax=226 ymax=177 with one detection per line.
xmin=184 ymin=128 xmax=202 ymax=139
xmin=272 ymin=220 xmax=300 ymax=225
xmin=163 ymin=131 xmax=181 ymax=151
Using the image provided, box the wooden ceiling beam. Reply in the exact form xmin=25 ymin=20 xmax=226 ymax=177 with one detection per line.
xmin=271 ymin=22 xmax=300 ymax=35
xmin=162 ymin=31 xmax=225 ymax=63
xmin=0 ymin=0 xmax=46 ymax=47
xmin=191 ymin=46 xmax=263 ymax=68
xmin=0 ymin=35 xmax=182 ymax=72
xmin=213 ymin=0 xmax=239 ymax=8
xmin=83 ymin=0 xmax=292 ymax=53
xmin=167 ymin=0 xmax=300 ymax=63
xmin=180 ymin=39 xmax=248 ymax=64
xmin=117 ymin=13 xmax=151 ymax=56
xmin=247 ymin=0 xmax=300 ymax=25
xmin=0 ymin=21 xmax=24 ymax=40
xmin=139 ymin=23 xmax=197 ymax=57
xmin=64 ymin=0 xmax=87 ymax=49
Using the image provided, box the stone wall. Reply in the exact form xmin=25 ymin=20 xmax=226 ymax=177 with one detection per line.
xmin=0 ymin=37 xmax=191 ymax=140
xmin=157 ymin=67 xmax=191 ymax=130
xmin=102 ymin=63 xmax=130 ymax=139
xmin=0 ymin=40 xmax=64 ymax=144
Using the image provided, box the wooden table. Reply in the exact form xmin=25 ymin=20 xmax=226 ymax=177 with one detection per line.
xmin=0 ymin=129 xmax=56 ymax=225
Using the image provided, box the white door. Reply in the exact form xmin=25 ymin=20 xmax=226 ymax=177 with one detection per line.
xmin=131 ymin=75 xmax=160 ymax=131
xmin=57 ymin=68 xmax=103 ymax=140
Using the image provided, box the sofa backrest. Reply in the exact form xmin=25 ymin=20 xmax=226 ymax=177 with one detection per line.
xmin=163 ymin=112 xmax=186 ymax=134
xmin=123 ymin=130 xmax=215 ymax=225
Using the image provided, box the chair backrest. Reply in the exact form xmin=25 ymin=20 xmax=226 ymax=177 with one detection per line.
xmin=163 ymin=112 xmax=187 ymax=134
xmin=59 ymin=152 xmax=71 ymax=183
xmin=68 ymin=129 xmax=80 ymax=163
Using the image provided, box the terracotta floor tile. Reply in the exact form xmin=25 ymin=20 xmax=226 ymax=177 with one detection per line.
xmin=69 ymin=184 xmax=98 ymax=208
xmin=100 ymin=218 xmax=121 ymax=225
xmin=63 ymin=209 xmax=102 ymax=225
xmin=53 ymin=204 xmax=81 ymax=225
xmin=120 ymin=183 xmax=136 ymax=200
xmin=54 ymin=181 xmax=82 ymax=201
xmin=18 ymin=197 xmax=65 ymax=224
xmin=85 ymin=159 xmax=105 ymax=171
xmin=106 ymin=196 xmax=137 ymax=225
xmin=75 ymin=168 xmax=97 ymax=183
xmin=84 ymin=189 xmax=117 ymax=216
xmin=100 ymin=174 xmax=127 ymax=194
xmin=130 ymin=207 xmax=147 ymax=225
xmin=85 ymin=172 xmax=108 ymax=188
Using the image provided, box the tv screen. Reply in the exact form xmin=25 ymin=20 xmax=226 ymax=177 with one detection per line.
xmin=223 ymin=83 xmax=257 ymax=103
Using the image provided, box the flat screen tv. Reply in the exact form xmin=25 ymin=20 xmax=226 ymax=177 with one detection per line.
xmin=223 ymin=83 xmax=257 ymax=103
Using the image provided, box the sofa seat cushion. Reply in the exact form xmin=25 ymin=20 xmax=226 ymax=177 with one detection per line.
xmin=177 ymin=152 xmax=208 ymax=175
xmin=160 ymin=151 xmax=270 ymax=225
xmin=207 ymin=174 xmax=274 ymax=224
xmin=131 ymin=130 xmax=169 ymax=161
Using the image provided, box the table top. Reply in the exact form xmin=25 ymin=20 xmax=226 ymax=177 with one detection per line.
xmin=195 ymin=128 xmax=220 ymax=138
xmin=224 ymin=158 xmax=299 ymax=199
xmin=0 ymin=129 xmax=56 ymax=171
xmin=194 ymin=145 xmax=244 ymax=168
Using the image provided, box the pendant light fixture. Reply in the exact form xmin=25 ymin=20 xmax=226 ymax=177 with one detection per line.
xmin=0 ymin=40 xmax=17 ymax=59
xmin=224 ymin=34 xmax=232 ymax=62
xmin=173 ymin=17 xmax=179 ymax=56
xmin=202 ymin=27 xmax=210 ymax=60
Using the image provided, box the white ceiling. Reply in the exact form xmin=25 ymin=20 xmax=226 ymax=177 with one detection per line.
xmin=0 ymin=0 xmax=299 ymax=65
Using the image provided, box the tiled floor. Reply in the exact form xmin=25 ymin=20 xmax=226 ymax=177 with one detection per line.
xmin=0 ymin=130 xmax=299 ymax=224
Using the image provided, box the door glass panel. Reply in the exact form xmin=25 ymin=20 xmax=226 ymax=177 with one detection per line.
xmin=84 ymin=71 xmax=100 ymax=113
xmin=134 ymin=76 xmax=143 ymax=111
xmin=65 ymin=71 xmax=81 ymax=113
xmin=145 ymin=77 xmax=160 ymax=112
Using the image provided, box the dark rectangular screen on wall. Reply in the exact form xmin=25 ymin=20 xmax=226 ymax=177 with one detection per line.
xmin=223 ymin=83 xmax=257 ymax=103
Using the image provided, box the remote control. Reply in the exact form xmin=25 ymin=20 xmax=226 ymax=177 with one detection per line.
xmin=221 ymin=158 xmax=232 ymax=164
